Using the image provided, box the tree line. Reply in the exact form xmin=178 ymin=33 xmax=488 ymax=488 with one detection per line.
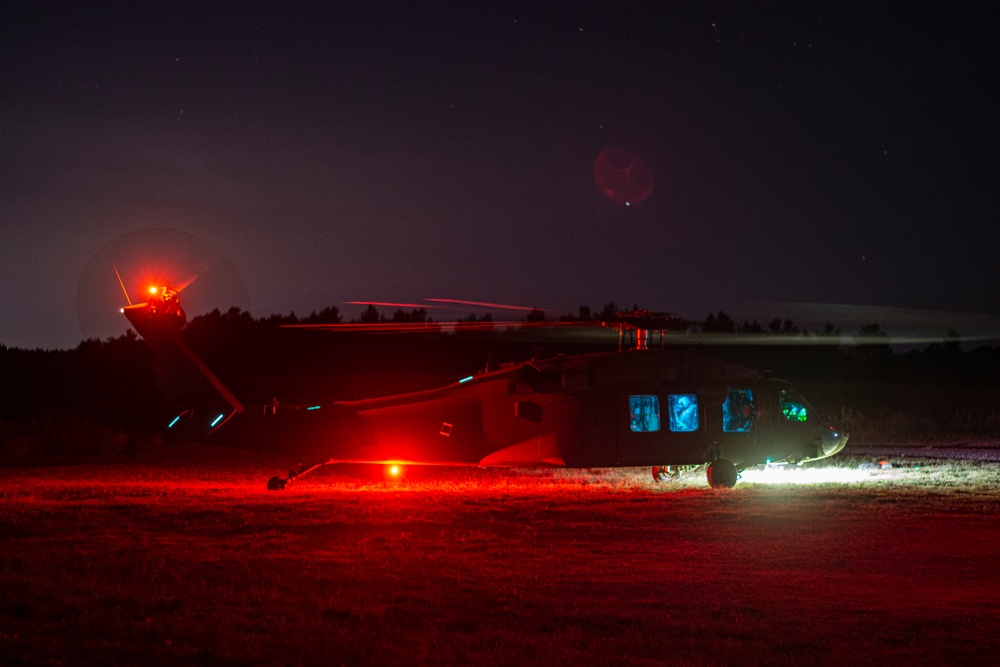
xmin=2 ymin=303 xmax=999 ymax=442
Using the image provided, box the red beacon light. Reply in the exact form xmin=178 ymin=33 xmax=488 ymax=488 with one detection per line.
xmin=141 ymin=285 xmax=186 ymax=327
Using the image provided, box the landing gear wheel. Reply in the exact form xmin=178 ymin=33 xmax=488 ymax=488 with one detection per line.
xmin=266 ymin=462 xmax=326 ymax=490
xmin=652 ymin=466 xmax=680 ymax=483
xmin=706 ymin=459 xmax=738 ymax=488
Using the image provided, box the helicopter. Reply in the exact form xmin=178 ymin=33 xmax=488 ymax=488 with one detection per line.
xmin=122 ymin=286 xmax=848 ymax=490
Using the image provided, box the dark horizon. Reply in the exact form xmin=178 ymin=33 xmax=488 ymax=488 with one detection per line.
xmin=6 ymin=296 xmax=1000 ymax=353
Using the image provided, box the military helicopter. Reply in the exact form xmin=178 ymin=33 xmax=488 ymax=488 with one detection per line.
xmin=122 ymin=286 xmax=848 ymax=490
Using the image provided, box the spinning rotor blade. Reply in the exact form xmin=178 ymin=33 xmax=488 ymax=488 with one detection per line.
xmin=293 ymin=298 xmax=1000 ymax=348
xmin=286 ymin=320 xmax=584 ymax=334
xmin=422 ymin=298 xmax=543 ymax=312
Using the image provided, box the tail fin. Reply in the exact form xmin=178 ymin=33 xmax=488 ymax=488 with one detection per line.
xmin=123 ymin=287 xmax=245 ymax=436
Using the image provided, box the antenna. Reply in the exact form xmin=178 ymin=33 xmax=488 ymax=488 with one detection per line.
xmin=113 ymin=264 xmax=132 ymax=306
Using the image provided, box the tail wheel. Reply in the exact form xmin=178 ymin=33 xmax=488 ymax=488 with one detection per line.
xmin=706 ymin=459 xmax=738 ymax=488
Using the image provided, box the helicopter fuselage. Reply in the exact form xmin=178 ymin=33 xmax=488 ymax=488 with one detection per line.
xmin=328 ymin=348 xmax=846 ymax=470
xmin=124 ymin=293 xmax=847 ymax=485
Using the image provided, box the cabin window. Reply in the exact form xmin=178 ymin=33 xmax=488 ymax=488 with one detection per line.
xmin=667 ymin=394 xmax=699 ymax=432
xmin=722 ymin=389 xmax=755 ymax=433
xmin=629 ymin=395 xmax=660 ymax=432
xmin=780 ymin=389 xmax=809 ymax=422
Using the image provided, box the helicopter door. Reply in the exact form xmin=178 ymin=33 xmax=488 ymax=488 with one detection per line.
xmin=752 ymin=386 xmax=778 ymax=454
xmin=719 ymin=388 xmax=757 ymax=464
xmin=574 ymin=390 xmax=619 ymax=466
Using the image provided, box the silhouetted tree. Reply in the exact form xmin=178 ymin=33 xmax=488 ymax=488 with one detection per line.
xmin=390 ymin=308 xmax=430 ymax=324
xmin=703 ymin=311 xmax=735 ymax=333
xmin=944 ymin=328 xmax=961 ymax=355
xmin=597 ymin=302 xmax=618 ymax=321
xmin=559 ymin=305 xmax=595 ymax=322
xmin=769 ymin=318 xmax=799 ymax=335
xmin=455 ymin=312 xmax=494 ymax=333
xmin=358 ymin=304 xmax=382 ymax=324
xmin=303 ymin=307 xmax=342 ymax=324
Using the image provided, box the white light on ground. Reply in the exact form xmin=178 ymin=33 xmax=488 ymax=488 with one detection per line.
xmin=739 ymin=465 xmax=877 ymax=485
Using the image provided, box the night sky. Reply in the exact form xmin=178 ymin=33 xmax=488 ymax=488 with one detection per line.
xmin=2 ymin=1 xmax=998 ymax=349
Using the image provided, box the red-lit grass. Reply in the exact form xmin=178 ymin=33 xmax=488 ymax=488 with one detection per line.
xmin=1 ymin=447 xmax=999 ymax=666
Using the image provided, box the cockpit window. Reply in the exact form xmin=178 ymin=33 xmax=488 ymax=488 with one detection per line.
xmin=780 ymin=389 xmax=810 ymax=422
xmin=629 ymin=395 xmax=660 ymax=432
xmin=722 ymin=389 xmax=754 ymax=433
xmin=667 ymin=394 xmax=699 ymax=432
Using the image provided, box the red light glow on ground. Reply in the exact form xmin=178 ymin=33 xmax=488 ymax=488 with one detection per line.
xmin=3 ymin=454 xmax=999 ymax=664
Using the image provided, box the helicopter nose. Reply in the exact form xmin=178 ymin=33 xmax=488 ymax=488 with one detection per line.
xmin=820 ymin=423 xmax=849 ymax=457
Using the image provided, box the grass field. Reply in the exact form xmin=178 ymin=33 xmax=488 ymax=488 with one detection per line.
xmin=2 ymin=447 xmax=999 ymax=666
